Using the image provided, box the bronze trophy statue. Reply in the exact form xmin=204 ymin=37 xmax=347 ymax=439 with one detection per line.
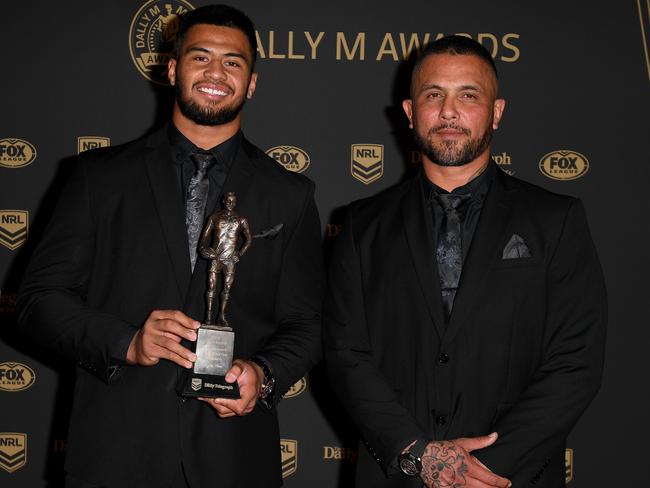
xmin=179 ymin=192 xmax=252 ymax=398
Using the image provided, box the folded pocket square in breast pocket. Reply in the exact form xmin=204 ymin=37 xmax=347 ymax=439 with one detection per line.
xmin=253 ymin=223 xmax=284 ymax=240
xmin=502 ymin=234 xmax=531 ymax=259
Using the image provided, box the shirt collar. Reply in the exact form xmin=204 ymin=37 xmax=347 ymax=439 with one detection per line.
xmin=167 ymin=122 xmax=242 ymax=169
xmin=421 ymin=159 xmax=496 ymax=203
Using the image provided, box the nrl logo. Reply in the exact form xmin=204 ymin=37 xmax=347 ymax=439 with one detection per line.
xmin=191 ymin=378 xmax=202 ymax=391
xmin=284 ymin=377 xmax=307 ymax=399
xmin=0 ymin=433 xmax=27 ymax=473
xmin=565 ymin=448 xmax=573 ymax=484
xmin=351 ymin=144 xmax=383 ymax=184
xmin=280 ymin=439 xmax=297 ymax=478
xmin=0 ymin=210 xmax=28 ymax=251
xmin=129 ymin=0 xmax=194 ymax=85
xmin=77 ymin=137 xmax=111 ymax=155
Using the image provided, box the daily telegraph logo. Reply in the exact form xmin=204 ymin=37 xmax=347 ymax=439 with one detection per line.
xmin=77 ymin=136 xmax=110 ymax=155
xmin=323 ymin=446 xmax=358 ymax=462
xmin=539 ymin=151 xmax=589 ymax=181
xmin=0 ymin=433 xmax=26 ymax=473
xmin=280 ymin=439 xmax=297 ymax=478
xmin=284 ymin=377 xmax=307 ymax=399
xmin=638 ymin=0 xmax=650 ymax=82
xmin=565 ymin=448 xmax=573 ymax=484
xmin=129 ymin=0 xmax=194 ymax=85
xmin=0 ymin=210 xmax=28 ymax=251
xmin=0 ymin=138 xmax=36 ymax=168
xmin=493 ymin=152 xmax=514 ymax=175
xmin=266 ymin=146 xmax=310 ymax=173
xmin=0 ymin=363 xmax=36 ymax=392
xmin=351 ymin=144 xmax=383 ymax=184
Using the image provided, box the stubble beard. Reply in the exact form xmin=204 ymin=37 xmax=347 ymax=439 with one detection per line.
xmin=414 ymin=122 xmax=493 ymax=167
xmin=175 ymin=83 xmax=246 ymax=126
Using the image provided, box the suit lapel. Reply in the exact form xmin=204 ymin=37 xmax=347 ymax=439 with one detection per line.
xmin=443 ymin=168 xmax=514 ymax=346
xmin=143 ymin=129 xmax=192 ymax=301
xmin=401 ymin=176 xmax=446 ymax=340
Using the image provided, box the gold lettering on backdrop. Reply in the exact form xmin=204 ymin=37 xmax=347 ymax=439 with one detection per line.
xmin=305 ymin=31 xmax=325 ymax=59
xmin=400 ymin=33 xmax=431 ymax=59
xmin=268 ymin=31 xmax=286 ymax=59
xmin=501 ymin=34 xmax=520 ymax=62
xmin=287 ymin=31 xmax=305 ymax=59
xmin=376 ymin=33 xmax=399 ymax=61
xmin=336 ymin=32 xmax=366 ymax=60
xmin=254 ymin=30 xmax=520 ymax=62
xmin=478 ymin=33 xmax=499 ymax=57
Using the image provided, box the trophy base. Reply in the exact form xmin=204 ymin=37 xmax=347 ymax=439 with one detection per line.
xmin=177 ymin=325 xmax=240 ymax=399
xmin=179 ymin=372 xmax=241 ymax=399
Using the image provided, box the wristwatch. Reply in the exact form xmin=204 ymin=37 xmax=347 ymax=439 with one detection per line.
xmin=249 ymin=356 xmax=275 ymax=407
xmin=397 ymin=438 xmax=429 ymax=477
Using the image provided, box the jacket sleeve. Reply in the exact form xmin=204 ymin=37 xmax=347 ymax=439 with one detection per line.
xmin=255 ymin=179 xmax=324 ymax=403
xmin=16 ymin=158 xmax=139 ymax=383
xmin=323 ymin=205 xmax=426 ymax=474
xmin=475 ymin=199 xmax=607 ymax=483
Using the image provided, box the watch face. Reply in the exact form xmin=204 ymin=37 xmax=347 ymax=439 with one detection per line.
xmin=399 ymin=455 xmax=421 ymax=477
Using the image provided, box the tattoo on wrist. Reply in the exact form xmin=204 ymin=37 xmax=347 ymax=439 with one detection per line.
xmin=420 ymin=441 xmax=469 ymax=487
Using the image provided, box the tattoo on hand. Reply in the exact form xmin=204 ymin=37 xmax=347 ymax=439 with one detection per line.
xmin=421 ymin=441 xmax=468 ymax=488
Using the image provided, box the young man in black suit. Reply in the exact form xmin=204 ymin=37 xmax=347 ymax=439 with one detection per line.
xmin=324 ymin=35 xmax=606 ymax=488
xmin=17 ymin=5 xmax=323 ymax=487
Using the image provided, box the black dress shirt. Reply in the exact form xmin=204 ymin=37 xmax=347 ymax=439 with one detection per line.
xmin=167 ymin=122 xmax=240 ymax=214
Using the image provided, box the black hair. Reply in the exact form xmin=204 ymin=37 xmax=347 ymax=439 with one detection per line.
xmin=412 ymin=35 xmax=498 ymax=80
xmin=175 ymin=4 xmax=257 ymax=67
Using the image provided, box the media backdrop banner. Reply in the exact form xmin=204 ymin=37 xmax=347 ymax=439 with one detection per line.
xmin=1 ymin=1 xmax=649 ymax=486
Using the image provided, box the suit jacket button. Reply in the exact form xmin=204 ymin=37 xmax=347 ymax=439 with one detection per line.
xmin=438 ymin=353 xmax=449 ymax=364
xmin=435 ymin=415 xmax=447 ymax=425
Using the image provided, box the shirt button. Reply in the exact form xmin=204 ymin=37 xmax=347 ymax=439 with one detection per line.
xmin=436 ymin=415 xmax=447 ymax=425
xmin=438 ymin=353 xmax=449 ymax=364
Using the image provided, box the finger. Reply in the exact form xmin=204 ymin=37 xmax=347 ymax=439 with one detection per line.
xmin=151 ymin=318 xmax=199 ymax=342
xmin=466 ymin=458 xmax=511 ymax=487
xmin=454 ymin=432 xmax=498 ymax=452
xmin=149 ymin=342 xmax=195 ymax=368
xmin=212 ymin=397 xmax=255 ymax=416
xmin=198 ymin=398 xmax=237 ymax=417
xmin=225 ymin=360 xmax=246 ymax=383
xmin=150 ymin=310 xmax=201 ymax=331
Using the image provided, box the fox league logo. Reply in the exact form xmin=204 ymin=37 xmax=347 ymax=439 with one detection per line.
xmin=129 ymin=0 xmax=194 ymax=85
xmin=0 ymin=363 xmax=36 ymax=392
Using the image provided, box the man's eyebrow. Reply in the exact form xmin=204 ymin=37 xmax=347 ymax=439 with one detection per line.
xmin=419 ymin=83 xmax=482 ymax=92
xmin=185 ymin=46 xmax=249 ymax=63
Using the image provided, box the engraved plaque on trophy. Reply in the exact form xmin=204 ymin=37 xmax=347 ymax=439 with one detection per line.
xmin=179 ymin=192 xmax=252 ymax=399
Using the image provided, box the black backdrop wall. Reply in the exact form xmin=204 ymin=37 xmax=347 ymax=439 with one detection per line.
xmin=1 ymin=1 xmax=649 ymax=486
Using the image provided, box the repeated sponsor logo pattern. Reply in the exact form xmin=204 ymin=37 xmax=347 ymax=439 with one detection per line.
xmin=129 ymin=0 xmax=194 ymax=85
xmin=77 ymin=136 xmax=111 ymax=155
xmin=0 ymin=362 xmax=36 ymax=392
xmin=0 ymin=433 xmax=27 ymax=473
xmin=0 ymin=138 xmax=37 ymax=169
xmin=351 ymin=144 xmax=383 ymax=184
xmin=267 ymin=146 xmax=311 ymax=173
xmin=0 ymin=210 xmax=29 ymax=251
xmin=280 ymin=439 xmax=298 ymax=478
xmin=539 ymin=150 xmax=589 ymax=181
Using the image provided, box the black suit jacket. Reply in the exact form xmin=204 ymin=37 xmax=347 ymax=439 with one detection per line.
xmin=323 ymin=165 xmax=606 ymax=487
xmin=17 ymin=127 xmax=324 ymax=488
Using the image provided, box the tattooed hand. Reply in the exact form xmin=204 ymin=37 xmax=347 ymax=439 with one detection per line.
xmin=420 ymin=433 xmax=511 ymax=488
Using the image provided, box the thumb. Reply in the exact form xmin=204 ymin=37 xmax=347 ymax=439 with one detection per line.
xmin=225 ymin=361 xmax=245 ymax=383
xmin=454 ymin=432 xmax=498 ymax=453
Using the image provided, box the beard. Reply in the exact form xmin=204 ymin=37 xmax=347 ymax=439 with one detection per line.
xmin=175 ymin=82 xmax=246 ymax=126
xmin=414 ymin=122 xmax=493 ymax=167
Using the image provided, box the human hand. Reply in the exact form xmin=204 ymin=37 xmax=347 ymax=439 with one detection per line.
xmin=199 ymin=359 xmax=263 ymax=418
xmin=420 ymin=433 xmax=511 ymax=488
xmin=126 ymin=310 xmax=199 ymax=368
